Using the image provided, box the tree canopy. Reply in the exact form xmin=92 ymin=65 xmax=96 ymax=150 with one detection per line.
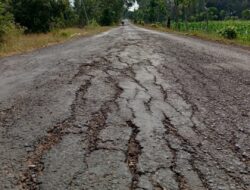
xmin=129 ymin=0 xmax=250 ymax=23
xmin=1 ymin=0 xmax=131 ymax=33
xmin=2 ymin=0 xmax=249 ymax=34
xmin=74 ymin=0 xmax=125 ymax=26
xmin=0 ymin=1 xmax=15 ymax=41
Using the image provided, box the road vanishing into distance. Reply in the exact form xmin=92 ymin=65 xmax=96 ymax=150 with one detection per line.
xmin=0 ymin=24 xmax=250 ymax=190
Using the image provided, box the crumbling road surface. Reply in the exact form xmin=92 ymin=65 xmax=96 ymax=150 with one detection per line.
xmin=0 ymin=24 xmax=250 ymax=190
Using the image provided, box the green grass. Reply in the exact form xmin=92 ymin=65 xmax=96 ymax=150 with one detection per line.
xmin=172 ymin=20 xmax=250 ymax=43
xmin=138 ymin=20 xmax=250 ymax=47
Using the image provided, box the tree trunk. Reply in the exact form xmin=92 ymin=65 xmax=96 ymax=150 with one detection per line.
xmin=82 ymin=0 xmax=89 ymax=25
xmin=167 ymin=16 xmax=171 ymax=28
xmin=204 ymin=0 xmax=208 ymax=32
xmin=184 ymin=7 xmax=188 ymax=31
xmin=174 ymin=1 xmax=179 ymax=30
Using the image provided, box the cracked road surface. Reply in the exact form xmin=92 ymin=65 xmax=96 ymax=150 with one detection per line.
xmin=0 ymin=24 xmax=250 ymax=190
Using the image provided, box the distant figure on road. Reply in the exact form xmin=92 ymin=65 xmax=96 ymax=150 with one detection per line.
xmin=121 ymin=21 xmax=125 ymax=26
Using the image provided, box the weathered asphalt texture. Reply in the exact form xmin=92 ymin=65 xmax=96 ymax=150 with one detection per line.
xmin=0 ymin=24 xmax=250 ymax=190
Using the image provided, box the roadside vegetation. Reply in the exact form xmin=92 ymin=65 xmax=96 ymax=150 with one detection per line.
xmin=129 ymin=0 xmax=250 ymax=46
xmin=0 ymin=0 xmax=132 ymax=57
xmin=0 ymin=26 xmax=111 ymax=57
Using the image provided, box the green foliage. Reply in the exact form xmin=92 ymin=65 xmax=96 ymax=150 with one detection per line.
xmin=208 ymin=7 xmax=219 ymax=20
xmin=74 ymin=0 xmax=124 ymax=26
xmin=1 ymin=0 xmax=124 ymax=34
xmin=10 ymin=0 xmax=76 ymax=33
xmin=0 ymin=2 xmax=14 ymax=41
xmin=50 ymin=17 xmax=66 ymax=30
xmin=242 ymin=9 xmax=250 ymax=20
xmin=11 ymin=0 xmax=52 ymax=32
xmin=51 ymin=28 xmax=72 ymax=38
xmin=138 ymin=20 xmax=145 ymax=25
xmin=220 ymin=10 xmax=226 ymax=20
xmin=100 ymin=8 xmax=114 ymax=26
xmin=150 ymin=23 xmax=161 ymax=28
xmin=226 ymin=16 xmax=239 ymax=21
xmin=194 ymin=12 xmax=207 ymax=22
xmin=132 ymin=0 xmax=167 ymax=24
xmin=88 ymin=19 xmax=100 ymax=27
xmin=131 ymin=0 xmax=250 ymax=23
xmin=218 ymin=26 xmax=237 ymax=39
xmin=172 ymin=20 xmax=250 ymax=41
xmin=59 ymin=31 xmax=71 ymax=37
xmin=148 ymin=0 xmax=167 ymax=23
xmin=99 ymin=0 xmax=124 ymax=26
xmin=0 ymin=2 xmax=25 ymax=45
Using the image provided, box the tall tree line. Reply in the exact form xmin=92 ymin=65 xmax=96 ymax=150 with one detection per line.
xmin=74 ymin=0 xmax=125 ymax=26
xmin=129 ymin=0 xmax=250 ymax=24
xmin=0 ymin=0 xmax=128 ymax=35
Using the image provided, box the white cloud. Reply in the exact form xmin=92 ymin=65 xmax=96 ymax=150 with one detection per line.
xmin=129 ymin=1 xmax=139 ymax=12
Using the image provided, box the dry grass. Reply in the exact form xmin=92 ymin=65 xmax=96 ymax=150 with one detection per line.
xmin=0 ymin=26 xmax=112 ymax=57
xmin=140 ymin=24 xmax=250 ymax=49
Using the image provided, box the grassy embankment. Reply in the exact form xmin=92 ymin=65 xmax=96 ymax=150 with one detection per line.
xmin=0 ymin=26 xmax=111 ymax=57
xmin=141 ymin=20 xmax=250 ymax=47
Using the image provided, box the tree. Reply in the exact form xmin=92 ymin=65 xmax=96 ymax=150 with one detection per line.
xmin=50 ymin=0 xmax=77 ymax=28
xmin=11 ymin=0 xmax=52 ymax=32
xmin=0 ymin=1 xmax=14 ymax=41
xmin=220 ymin=10 xmax=226 ymax=20
xmin=180 ymin=0 xmax=197 ymax=29
xmin=147 ymin=0 xmax=167 ymax=23
xmin=208 ymin=7 xmax=218 ymax=20
xmin=10 ymin=0 xmax=75 ymax=33
xmin=99 ymin=0 xmax=124 ymax=25
xmin=74 ymin=0 xmax=124 ymax=26
xmin=242 ymin=9 xmax=250 ymax=20
xmin=133 ymin=0 xmax=168 ymax=23
xmin=131 ymin=0 xmax=250 ymax=24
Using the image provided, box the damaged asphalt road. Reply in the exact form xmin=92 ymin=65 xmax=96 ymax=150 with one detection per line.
xmin=0 ymin=24 xmax=250 ymax=190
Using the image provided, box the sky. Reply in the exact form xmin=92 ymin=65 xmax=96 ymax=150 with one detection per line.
xmin=129 ymin=1 xmax=139 ymax=12
xmin=69 ymin=0 xmax=139 ymax=12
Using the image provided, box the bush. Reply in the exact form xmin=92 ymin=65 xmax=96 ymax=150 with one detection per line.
xmin=138 ymin=20 xmax=145 ymax=25
xmin=59 ymin=31 xmax=70 ymax=38
xmin=150 ymin=23 xmax=158 ymax=28
xmin=218 ymin=26 xmax=237 ymax=39
xmin=242 ymin=9 xmax=250 ymax=20
xmin=208 ymin=7 xmax=219 ymax=20
xmin=99 ymin=8 xmax=113 ymax=26
xmin=220 ymin=10 xmax=226 ymax=20
xmin=52 ymin=29 xmax=70 ymax=38
xmin=88 ymin=19 xmax=100 ymax=28
xmin=150 ymin=22 xmax=161 ymax=28
xmin=0 ymin=2 xmax=14 ymax=42
xmin=189 ymin=16 xmax=197 ymax=22
xmin=50 ymin=17 xmax=66 ymax=31
xmin=12 ymin=0 xmax=77 ymax=33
